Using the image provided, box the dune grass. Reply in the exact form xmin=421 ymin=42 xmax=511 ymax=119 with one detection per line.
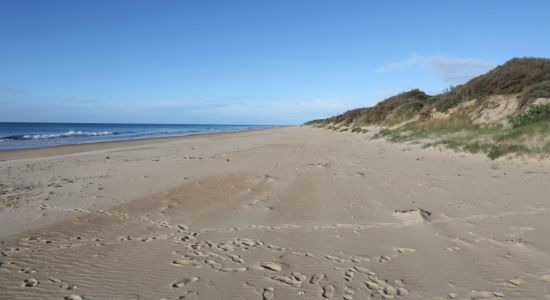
xmin=373 ymin=119 xmax=550 ymax=159
xmin=306 ymin=58 xmax=550 ymax=127
xmin=351 ymin=126 xmax=369 ymax=133
xmin=308 ymin=58 xmax=550 ymax=159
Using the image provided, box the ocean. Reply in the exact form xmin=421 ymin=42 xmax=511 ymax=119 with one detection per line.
xmin=0 ymin=122 xmax=275 ymax=150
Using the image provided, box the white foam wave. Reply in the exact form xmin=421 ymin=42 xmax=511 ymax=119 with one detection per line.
xmin=21 ymin=130 xmax=115 ymax=140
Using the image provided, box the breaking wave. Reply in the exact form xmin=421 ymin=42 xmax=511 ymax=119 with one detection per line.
xmin=0 ymin=130 xmax=118 ymax=141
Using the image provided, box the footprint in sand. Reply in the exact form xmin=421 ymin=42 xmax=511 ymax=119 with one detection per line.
xmin=507 ymin=278 xmax=523 ymax=287
xmin=49 ymin=278 xmax=62 ymax=284
xmin=325 ymin=255 xmax=345 ymax=263
xmin=262 ymin=287 xmax=274 ymax=300
xmin=260 ymin=262 xmax=282 ymax=272
xmin=54 ymin=279 xmax=77 ymax=290
xmin=179 ymin=290 xmax=199 ymax=300
xmin=22 ymin=278 xmax=39 ymax=287
xmin=206 ymin=260 xmax=223 ymax=269
xmin=235 ymin=238 xmax=263 ymax=248
xmin=343 ymin=286 xmax=355 ymax=300
xmin=383 ymin=285 xmax=398 ymax=297
xmin=395 ymin=247 xmax=416 ymax=254
xmin=362 ymin=272 xmax=408 ymax=298
xmin=354 ymin=266 xmax=375 ymax=276
xmin=378 ymin=255 xmax=392 ymax=263
xmin=218 ymin=243 xmax=236 ymax=252
xmin=20 ymin=267 xmax=36 ymax=274
xmin=310 ymin=273 xmax=325 ymax=284
xmin=272 ymin=275 xmax=302 ymax=287
xmin=172 ymin=259 xmax=197 ymax=266
xmin=228 ymin=254 xmax=244 ymax=263
xmin=172 ymin=277 xmax=199 ymax=288
xmin=470 ymin=291 xmax=503 ymax=299
xmin=397 ymin=287 xmax=410 ymax=296
xmin=177 ymin=224 xmax=189 ymax=231
xmin=292 ymin=272 xmax=308 ymax=282
xmin=365 ymin=280 xmax=383 ymax=291
xmin=322 ymin=284 xmax=335 ymax=298
xmin=344 ymin=268 xmax=356 ymax=282
xmin=350 ymin=255 xmax=370 ymax=263
xmin=393 ymin=208 xmax=432 ymax=223
xmin=220 ymin=267 xmax=248 ymax=272
xmin=266 ymin=244 xmax=286 ymax=251
xmin=447 ymin=292 xmax=458 ymax=298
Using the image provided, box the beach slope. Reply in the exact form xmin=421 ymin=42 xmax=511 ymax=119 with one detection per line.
xmin=1 ymin=127 xmax=550 ymax=299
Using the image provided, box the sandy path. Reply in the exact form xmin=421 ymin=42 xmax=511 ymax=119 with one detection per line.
xmin=1 ymin=127 xmax=550 ymax=299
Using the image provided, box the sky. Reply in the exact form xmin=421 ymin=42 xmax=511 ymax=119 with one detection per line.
xmin=1 ymin=0 xmax=549 ymax=125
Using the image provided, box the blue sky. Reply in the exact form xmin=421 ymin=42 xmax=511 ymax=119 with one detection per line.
xmin=1 ymin=0 xmax=549 ymax=125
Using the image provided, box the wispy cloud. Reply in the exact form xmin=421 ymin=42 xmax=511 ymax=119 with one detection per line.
xmin=377 ymin=55 xmax=497 ymax=84
xmin=0 ymin=91 xmax=367 ymax=124
xmin=376 ymin=54 xmax=425 ymax=73
xmin=424 ymin=56 xmax=496 ymax=84
xmin=0 ymin=87 xmax=26 ymax=95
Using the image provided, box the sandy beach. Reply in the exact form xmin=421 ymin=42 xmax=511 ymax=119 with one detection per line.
xmin=1 ymin=126 xmax=550 ymax=299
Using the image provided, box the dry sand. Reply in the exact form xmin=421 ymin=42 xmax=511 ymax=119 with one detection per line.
xmin=1 ymin=126 xmax=550 ymax=299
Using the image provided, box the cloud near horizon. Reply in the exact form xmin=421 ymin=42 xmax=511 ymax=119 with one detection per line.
xmin=377 ymin=55 xmax=497 ymax=85
xmin=0 ymin=87 xmax=26 ymax=95
xmin=0 ymin=94 xmax=366 ymax=125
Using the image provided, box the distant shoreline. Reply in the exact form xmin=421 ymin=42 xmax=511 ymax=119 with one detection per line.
xmin=0 ymin=122 xmax=283 ymax=152
xmin=0 ymin=127 xmax=282 ymax=160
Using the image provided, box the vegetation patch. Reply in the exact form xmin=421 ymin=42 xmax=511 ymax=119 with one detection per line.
xmin=508 ymin=104 xmax=550 ymax=127
xmin=374 ymin=120 xmax=550 ymax=159
xmin=518 ymin=80 xmax=550 ymax=108
xmin=307 ymin=58 xmax=550 ymax=159
xmin=351 ymin=127 xmax=368 ymax=133
xmin=307 ymin=58 xmax=550 ymax=128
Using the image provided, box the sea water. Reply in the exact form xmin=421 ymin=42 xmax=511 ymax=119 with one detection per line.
xmin=0 ymin=122 xmax=275 ymax=150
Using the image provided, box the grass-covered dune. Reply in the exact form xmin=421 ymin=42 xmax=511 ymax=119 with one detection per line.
xmin=306 ymin=58 xmax=550 ymax=159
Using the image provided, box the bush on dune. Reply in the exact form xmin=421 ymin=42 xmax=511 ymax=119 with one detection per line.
xmin=307 ymin=58 xmax=550 ymax=159
xmin=508 ymin=104 xmax=550 ymax=128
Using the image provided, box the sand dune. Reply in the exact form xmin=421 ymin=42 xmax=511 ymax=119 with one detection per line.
xmin=1 ymin=127 xmax=550 ymax=299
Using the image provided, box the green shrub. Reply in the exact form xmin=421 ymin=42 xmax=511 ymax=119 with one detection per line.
xmin=451 ymin=58 xmax=550 ymax=100
xmin=462 ymin=141 xmax=486 ymax=154
xmin=487 ymin=144 xmax=529 ymax=160
xmin=518 ymin=80 xmax=550 ymax=108
xmin=306 ymin=58 xmax=550 ymax=127
xmin=402 ymin=101 xmax=424 ymax=112
xmin=508 ymin=104 xmax=550 ymax=127
xmin=351 ymin=127 xmax=369 ymax=133
xmin=435 ymin=95 xmax=462 ymax=112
